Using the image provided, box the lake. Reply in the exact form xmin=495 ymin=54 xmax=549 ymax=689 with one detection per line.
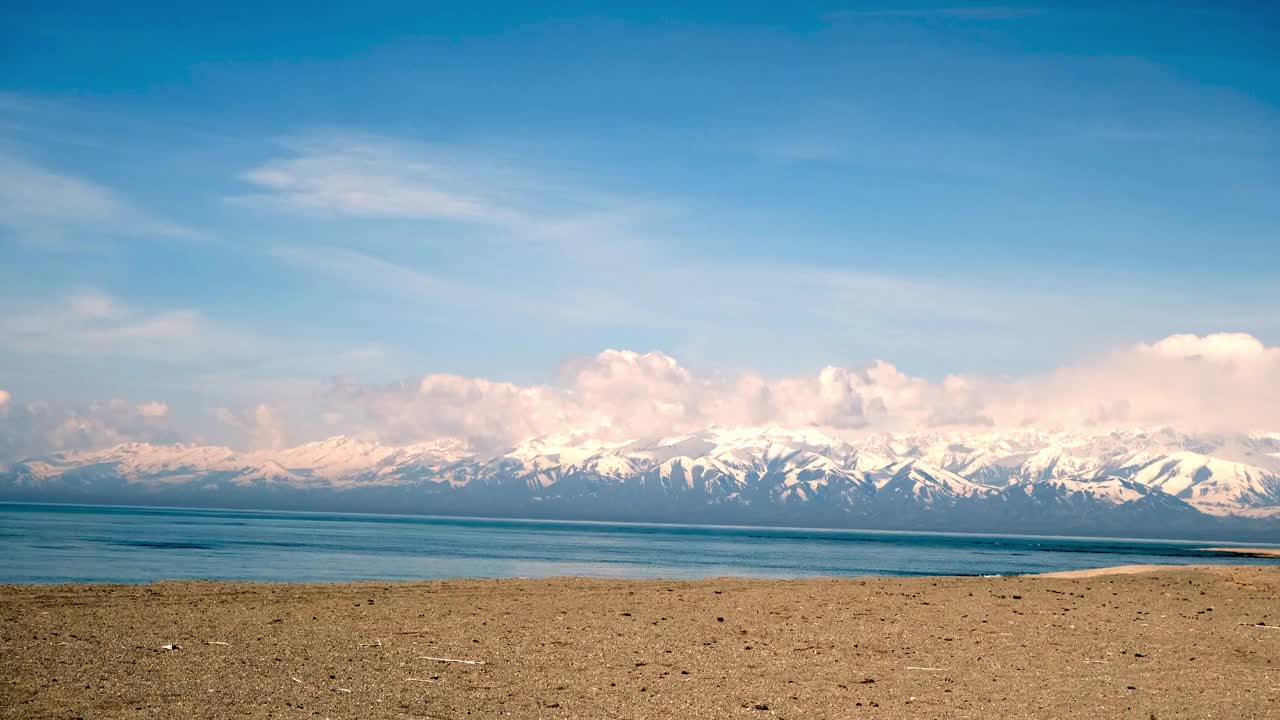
xmin=2 ymin=502 xmax=1276 ymax=583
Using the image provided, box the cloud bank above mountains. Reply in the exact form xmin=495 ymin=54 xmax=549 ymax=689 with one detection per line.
xmin=0 ymin=396 xmax=177 ymax=463
xmin=4 ymin=331 xmax=1275 ymax=462
xmin=312 ymin=332 xmax=1279 ymax=450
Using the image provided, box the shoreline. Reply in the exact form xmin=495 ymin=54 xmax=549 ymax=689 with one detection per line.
xmin=5 ymin=558 xmax=1280 ymax=586
xmin=3 ymin=565 xmax=1277 ymax=719
xmin=1200 ymin=546 xmax=1280 ymax=559
xmin=7 ymin=500 xmax=1279 ymax=546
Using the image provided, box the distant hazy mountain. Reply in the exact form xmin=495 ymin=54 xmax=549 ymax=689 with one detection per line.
xmin=4 ymin=427 xmax=1279 ymax=540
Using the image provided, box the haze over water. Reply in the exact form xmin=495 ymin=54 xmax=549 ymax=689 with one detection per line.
xmin=4 ymin=503 xmax=1277 ymax=584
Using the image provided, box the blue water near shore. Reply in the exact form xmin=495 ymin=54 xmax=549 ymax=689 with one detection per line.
xmin=2 ymin=502 xmax=1277 ymax=583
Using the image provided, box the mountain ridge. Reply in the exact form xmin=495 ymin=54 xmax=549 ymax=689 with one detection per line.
xmin=4 ymin=426 xmax=1279 ymax=539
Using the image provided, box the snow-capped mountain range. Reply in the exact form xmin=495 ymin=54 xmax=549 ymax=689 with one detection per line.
xmin=4 ymin=427 xmax=1280 ymax=538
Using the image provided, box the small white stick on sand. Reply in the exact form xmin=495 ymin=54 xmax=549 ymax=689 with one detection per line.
xmin=905 ymin=666 xmax=946 ymax=671
xmin=206 ymin=641 xmax=230 ymax=646
xmin=1239 ymin=623 xmax=1280 ymax=630
xmin=405 ymin=677 xmax=438 ymax=683
xmin=417 ymin=655 xmax=485 ymax=664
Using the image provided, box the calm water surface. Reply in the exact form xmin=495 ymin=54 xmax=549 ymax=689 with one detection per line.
xmin=2 ymin=502 xmax=1277 ymax=583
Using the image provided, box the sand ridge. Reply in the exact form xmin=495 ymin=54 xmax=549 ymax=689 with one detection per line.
xmin=2 ymin=565 xmax=1279 ymax=719
xmin=1031 ymin=564 xmax=1210 ymax=579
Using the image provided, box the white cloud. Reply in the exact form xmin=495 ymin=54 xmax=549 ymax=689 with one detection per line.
xmin=1140 ymin=332 xmax=1271 ymax=362
xmin=239 ymin=133 xmax=667 ymax=264
xmin=237 ymin=135 xmax=526 ymax=227
xmin=981 ymin=332 xmax=1280 ymax=432
xmin=0 ymin=291 xmax=245 ymax=361
xmin=0 ymin=396 xmax=178 ymax=462
xmin=829 ymin=7 xmax=1042 ymax=21
xmin=3 ymin=332 xmax=1276 ymax=459
xmin=66 ymin=291 xmax=124 ymax=320
xmin=241 ymin=133 xmax=1272 ymax=375
xmin=215 ymin=404 xmax=287 ymax=451
xmin=297 ymin=333 xmax=1279 ymax=449
xmin=136 ymin=401 xmax=170 ymax=418
xmin=270 ymin=245 xmax=462 ymax=301
xmin=0 ymin=151 xmax=199 ymax=246
xmin=270 ymin=244 xmax=638 ymax=326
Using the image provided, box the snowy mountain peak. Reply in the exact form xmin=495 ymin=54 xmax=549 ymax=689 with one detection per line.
xmin=4 ymin=426 xmax=1280 ymax=530
xmin=876 ymin=458 xmax=989 ymax=500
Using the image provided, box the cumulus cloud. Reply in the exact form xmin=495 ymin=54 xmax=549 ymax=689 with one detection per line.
xmin=1140 ymin=332 xmax=1270 ymax=362
xmin=300 ymin=333 xmax=1280 ymax=449
xmin=0 ymin=396 xmax=178 ymax=463
xmin=981 ymin=332 xmax=1280 ymax=432
xmin=5 ymin=333 xmax=1276 ymax=460
xmin=136 ymin=401 xmax=170 ymax=418
xmin=215 ymin=404 xmax=287 ymax=451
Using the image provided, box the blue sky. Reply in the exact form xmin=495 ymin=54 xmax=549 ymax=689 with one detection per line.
xmin=1 ymin=2 xmax=1279 ymax=450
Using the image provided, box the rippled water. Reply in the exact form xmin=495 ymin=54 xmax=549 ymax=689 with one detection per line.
xmin=2 ymin=502 xmax=1276 ymax=583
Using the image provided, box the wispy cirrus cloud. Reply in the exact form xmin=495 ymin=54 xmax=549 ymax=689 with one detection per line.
xmin=828 ymin=6 xmax=1042 ymax=22
xmin=245 ymin=133 xmax=1033 ymax=356
xmin=0 ymin=150 xmax=201 ymax=247
xmin=234 ymin=133 xmax=671 ymax=261
xmin=233 ymin=134 xmax=547 ymax=231
xmin=238 ymin=137 xmax=519 ymax=224
xmin=0 ymin=290 xmax=241 ymax=361
xmin=239 ymin=131 xmax=1126 ymax=367
xmin=236 ymin=130 xmax=1042 ymax=344
xmin=270 ymin=244 xmax=658 ymax=328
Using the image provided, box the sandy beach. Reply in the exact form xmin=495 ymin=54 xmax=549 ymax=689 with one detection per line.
xmin=3 ymin=565 xmax=1278 ymax=719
